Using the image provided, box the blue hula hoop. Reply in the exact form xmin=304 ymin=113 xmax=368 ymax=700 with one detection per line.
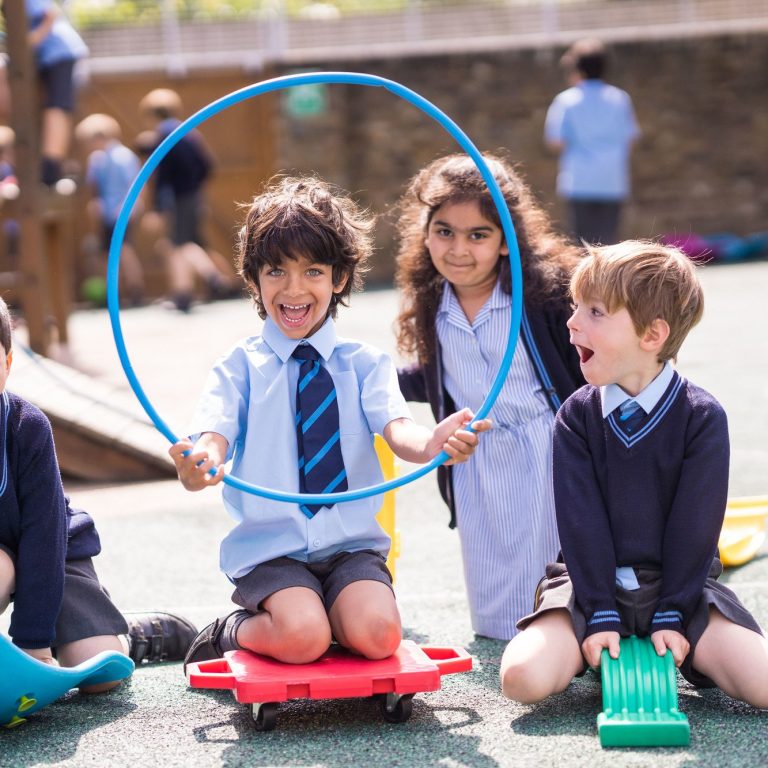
xmin=107 ymin=71 xmax=523 ymax=504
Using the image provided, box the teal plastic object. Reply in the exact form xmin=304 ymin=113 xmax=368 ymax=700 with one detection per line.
xmin=0 ymin=633 xmax=134 ymax=727
xmin=598 ymin=635 xmax=690 ymax=748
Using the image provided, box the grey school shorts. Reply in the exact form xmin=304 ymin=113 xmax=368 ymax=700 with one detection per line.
xmin=231 ymin=549 xmax=393 ymax=614
xmin=0 ymin=549 xmax=128 ymax=647
xmin=56 ymin=558 xmax=129 ymax=646
xmin=517 ymin=559 xmax=763 ymax=688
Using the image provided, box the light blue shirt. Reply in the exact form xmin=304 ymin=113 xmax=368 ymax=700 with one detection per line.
xmin=600 ymin=361 xmax=674 ymax=419
xmin=86 ymin=141 xmax=140 ymax=225
xmin=545 ymin=80 xmax=639 ymax=200
xmin=189 ymin=316 xmax=412 ymax=579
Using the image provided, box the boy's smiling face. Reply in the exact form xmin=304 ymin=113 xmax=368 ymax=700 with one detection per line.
xmin=256 ymin=254 xmax=347 ymax=339
xmin=567 ymin=294 xmax=664 ymax=396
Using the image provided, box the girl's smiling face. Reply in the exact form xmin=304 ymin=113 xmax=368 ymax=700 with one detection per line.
xmin=425 ymin=200 xmax=508 ymax=297
xmin=256 ymin=254 xmax=347 ymax=339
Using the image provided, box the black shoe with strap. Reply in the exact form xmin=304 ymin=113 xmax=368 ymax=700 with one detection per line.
xmin=125 ymin=612 xmax=198 ymax=664
xmin=183 ymin=610 xmax=251 ymax=673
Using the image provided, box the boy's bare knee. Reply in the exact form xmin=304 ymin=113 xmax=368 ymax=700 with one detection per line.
xmin=271 ymin=614 xmax=332 ymax=664
xmin=343 ymin=614 xmax=401 ymax=660
xmin=501 ymin=657 xmax=553 ymax=704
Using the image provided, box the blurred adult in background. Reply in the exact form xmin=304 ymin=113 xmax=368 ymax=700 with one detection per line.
xmin=544 ymin=38 xmax=639 ymax=246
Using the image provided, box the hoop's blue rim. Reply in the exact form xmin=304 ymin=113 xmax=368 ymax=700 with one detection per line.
xmin=107 ymin=71 xmax=523 ymax=504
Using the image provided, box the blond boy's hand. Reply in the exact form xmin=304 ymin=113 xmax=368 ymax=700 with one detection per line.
xmin=430 ymin=408 xmax=492 ymax=465
xmin=169 ymin=438 xmax=225 ymax=491
xmin=581 ymin=631 xmax=621 ymax=668
xmin=650 ymin=629 xmax=690 ymax=667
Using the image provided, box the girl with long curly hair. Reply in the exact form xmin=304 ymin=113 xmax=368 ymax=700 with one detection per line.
xmin=395 ymin=152 xmax=584 ymax=640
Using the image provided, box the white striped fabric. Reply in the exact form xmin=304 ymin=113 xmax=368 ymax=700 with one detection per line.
xmin=437 ymin=281 xmax=561 ymax=640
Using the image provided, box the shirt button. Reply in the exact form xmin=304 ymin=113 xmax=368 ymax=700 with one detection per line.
xmin=313 ymin=539 xmax=321 ymax=547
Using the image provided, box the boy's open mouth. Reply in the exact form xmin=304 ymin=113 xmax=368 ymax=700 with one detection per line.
xmin=280 ymin=303 xmax=311 ymax=325
xmin=576 ymin=345 xmax=594 ymax=364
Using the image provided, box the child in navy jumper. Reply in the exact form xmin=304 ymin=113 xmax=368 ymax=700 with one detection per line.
xmin=500 ymin=241 xmax=768 ymax=709
xmin=0 ymin=298 xmax=196 ymax=691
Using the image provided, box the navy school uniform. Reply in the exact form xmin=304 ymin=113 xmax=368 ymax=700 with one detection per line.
xmin=0 ymin=391 xmax=125 ymax=649
xmin=518 ymin=370 xmax=763 ymax=686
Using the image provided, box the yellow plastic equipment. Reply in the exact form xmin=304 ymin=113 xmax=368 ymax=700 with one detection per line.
xmin=718 ymin=496 xmax=768 ymax=567
xmin=374 ymin=435 xmax=401 ymax=580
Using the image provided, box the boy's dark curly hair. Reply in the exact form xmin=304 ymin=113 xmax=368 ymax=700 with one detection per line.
xmin=237 ymin=176 xmax=373 ymax=320
xmin=394 ymin=152 xmax=582 ymax=363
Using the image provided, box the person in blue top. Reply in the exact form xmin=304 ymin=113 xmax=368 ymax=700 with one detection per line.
xmin=544 ymin=38 xmax=639 ymax=246
xmin=172 ymin=176 xmax=491 ymax=669
xmin=22 ymin=0 xmax=89 ymax=186
xmin=500 ymin=241 xmax=768 ymax=709
xmin=76 ymin=113 xmax=145 ymax=306
xmin=0 ymin=297 xmax=197 ymax=691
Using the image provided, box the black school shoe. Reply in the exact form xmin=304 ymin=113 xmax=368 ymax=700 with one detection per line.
xmin=125 ymin=612 xmax=198 ymax=664
xmin=183 ymin=610 xmax=251 ymax=673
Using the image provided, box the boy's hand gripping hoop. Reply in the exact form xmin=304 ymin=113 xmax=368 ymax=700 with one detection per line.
xmin=107 ymin=72 xmax=524 ymax=504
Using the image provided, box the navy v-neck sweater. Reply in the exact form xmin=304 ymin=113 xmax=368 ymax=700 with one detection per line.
xmin=553 ymin=372 xmax=729 ymax=638
xmin=0 ymin=392 xmax=101 ymax=648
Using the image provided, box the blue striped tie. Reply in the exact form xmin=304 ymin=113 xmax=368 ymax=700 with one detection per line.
xmin=616 ymin=398 xmax=645 ymax=434
xmin=293 ymin=344 xmax=348 ymax=518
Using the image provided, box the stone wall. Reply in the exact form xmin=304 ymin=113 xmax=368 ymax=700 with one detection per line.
xmin=272 ymin=33 xmax=768 ymax=282
xmin=77 ymin=32 xmax=768 ymax=288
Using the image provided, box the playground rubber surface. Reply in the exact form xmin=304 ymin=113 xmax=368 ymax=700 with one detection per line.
xmin=1 ymin=261 xmax=766 ymax=767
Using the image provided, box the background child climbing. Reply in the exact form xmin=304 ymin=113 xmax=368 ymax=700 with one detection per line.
xmin=500 ymin=241 xmax=768 ymax=709
xmin=395 ymin=152 xmax=584 ymax=640
xmin=171 ymin=176 xmax=490 ymax=669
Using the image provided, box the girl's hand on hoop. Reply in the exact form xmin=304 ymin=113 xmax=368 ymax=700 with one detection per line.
xmin=169 ymin=435 xmax=226 ymax=491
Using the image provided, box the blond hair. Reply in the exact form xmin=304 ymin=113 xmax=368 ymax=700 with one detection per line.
xmin=75 ymin=113 xmax=121 ymax=144
xmin=571 ymin=240 xmax=704 ymax=361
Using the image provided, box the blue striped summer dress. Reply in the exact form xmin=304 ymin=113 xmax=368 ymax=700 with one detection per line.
xmin=436 ymin=280 xmax=561 ymax=639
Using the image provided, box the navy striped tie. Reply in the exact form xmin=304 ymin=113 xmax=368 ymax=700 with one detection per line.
xmin=293 ymin=344 xmax=348 ymax=518
xmin=616 ymin=398 xmax=645 ymax=435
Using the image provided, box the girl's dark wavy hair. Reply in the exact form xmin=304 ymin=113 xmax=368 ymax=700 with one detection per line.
xmin=0 ymin=297 xmax=11 ymax=354
xmin=237 ymin=176 xmax=373 ymax=319
xmin=394 ymin=152 xmax=581 ymax=363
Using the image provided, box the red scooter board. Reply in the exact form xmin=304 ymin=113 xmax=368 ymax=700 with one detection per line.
xmin=187 ymin=639 xmax=472 ymax=730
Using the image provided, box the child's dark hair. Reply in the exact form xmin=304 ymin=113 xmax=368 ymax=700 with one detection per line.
xmin=0 ymin=296 xmax=12 ymax=354
xmin=395 ymin=152 xmax=581 ymax=363
xmin=561 ymin=38 xmax=606 ymax=80
xmin=237 ymin=176 xmax=372 ymax=319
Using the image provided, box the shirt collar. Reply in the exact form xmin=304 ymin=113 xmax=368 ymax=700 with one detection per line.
xmin=262 ymin=315 xmax=337 ymax=363
xmin=437 ymin=277 xmax=509 ymax=318
xmin=601 ymin=361 xmax=674 ymax=418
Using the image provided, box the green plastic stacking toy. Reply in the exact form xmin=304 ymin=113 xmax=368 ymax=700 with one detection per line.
xmin=598 ymin=635 xmax=690 ymax=748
